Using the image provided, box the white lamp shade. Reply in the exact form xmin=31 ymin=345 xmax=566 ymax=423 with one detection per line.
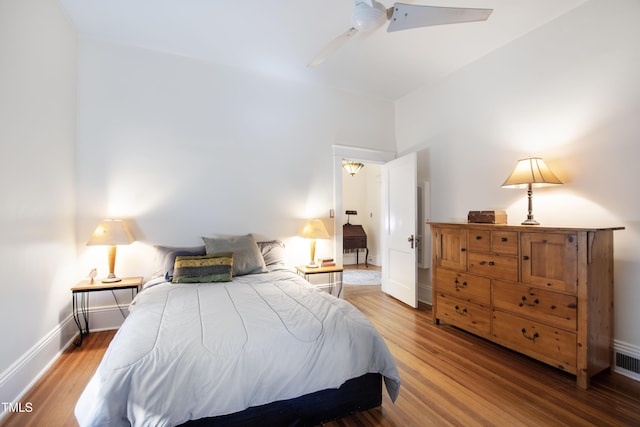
xmin=302 ymin=219 xmax=330 ymax=240
xmin=86 ymin=219 xmax=135 ymax=246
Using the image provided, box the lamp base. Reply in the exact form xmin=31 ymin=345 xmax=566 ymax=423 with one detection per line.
xmin=306 ymin=261 xmax=320 ymax=268
xmin=101 ymin=273 xmax=122 ymax=283
xmin=521 ymin=218 xmax=540 ymax=226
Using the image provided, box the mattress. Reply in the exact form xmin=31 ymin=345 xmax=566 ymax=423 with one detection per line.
xmin=75 ymin=270 xmax=400 ymax=426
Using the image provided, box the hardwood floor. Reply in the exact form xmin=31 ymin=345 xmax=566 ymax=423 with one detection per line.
xmin=2 ymin=284 xmax=639 ymax=426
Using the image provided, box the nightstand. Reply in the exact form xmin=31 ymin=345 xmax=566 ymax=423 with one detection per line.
xmin=71 ymin=276 xmax=143 ymax=346
xmin=295 ymin=265 xmax=344 ymax=298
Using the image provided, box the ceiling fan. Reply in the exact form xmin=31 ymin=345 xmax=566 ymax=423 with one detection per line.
xmin=308 ymin=0 xmax=493 ymax=68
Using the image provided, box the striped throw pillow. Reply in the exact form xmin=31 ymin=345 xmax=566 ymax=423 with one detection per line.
xmin=172 ymin=253 xmax=233 ymax=283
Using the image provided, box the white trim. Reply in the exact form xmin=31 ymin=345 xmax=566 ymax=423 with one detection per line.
xmin=0 ymin=305 xmax=125 ymax=421
xmin=333 ymin=144 xmax=395 ymax=164
xmin=0 ymin=315 xmax=76 ymax=420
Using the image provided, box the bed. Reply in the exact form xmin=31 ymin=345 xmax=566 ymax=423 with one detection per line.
xmin=75 ymin=236 xmax=400 ymax=426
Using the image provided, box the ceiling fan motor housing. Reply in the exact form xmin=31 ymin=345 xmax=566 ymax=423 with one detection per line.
xmin=352 ymin=1 xmax=387 ymax=32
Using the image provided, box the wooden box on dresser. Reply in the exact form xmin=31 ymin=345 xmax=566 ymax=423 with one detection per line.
xmin=429 ymin=222 xmax=624 ymax=389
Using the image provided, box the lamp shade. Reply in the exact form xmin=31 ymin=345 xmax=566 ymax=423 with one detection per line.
xmin=502 ymin=157 xmax=562 ymax=225
xmin=502 ymin=157 xmax=562 ymax=188
xmin=302 ymin=219 xmax=330 ymax=240
xmin=86 ymin=219 xmax=135 ymax=246
xmin=301 ymin=219 xmax=330 ymax=268
xmin=342 ymin=161 xmax=364 ymax=176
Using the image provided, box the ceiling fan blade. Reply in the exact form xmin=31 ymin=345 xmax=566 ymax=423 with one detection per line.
xmin=307 ymin=27 xmax=358 ymax=68
xmin=387 ymin=3 xmax=493 ymax=32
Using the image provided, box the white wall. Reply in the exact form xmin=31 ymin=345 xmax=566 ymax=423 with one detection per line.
xmin=396 ymin=0 xmax=640 ymax=350
xmin=74 ymin=37 xmax=396 ymax=281
xmin=0 ymin=0 xmax=77 ymax=409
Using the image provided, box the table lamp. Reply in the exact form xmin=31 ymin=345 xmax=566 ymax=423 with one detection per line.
xmin=302 ymin=219 xmax=330 ymax=267
xmin=502 ymin=157 xmax=562 ymax=225
xmin=86 ymin=219 xmax=135 ymax=282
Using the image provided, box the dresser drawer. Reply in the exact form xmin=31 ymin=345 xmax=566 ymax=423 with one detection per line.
xmin=492 ymin=310 xmax=577 ymax=372
xmin=435 ymin=268 xmax=490 ymax=305
xmin=436 ymin=293 xmax=491 ymax=338
xmin=468 ymin=252 xmax=518 ymax=281
xmin=468 ymin=230 xmax=491 ymax=252
xmin=492 ymin=231 xmax=518 ymax=255
xmin=492 ymin=280 xmax=577 ymax=330
xmin=468 ymin=230 xmax=518 ymax=255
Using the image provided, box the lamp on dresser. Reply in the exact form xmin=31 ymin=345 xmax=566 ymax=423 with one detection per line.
xmin=86 ymin=219 xmax=135 ymax=282
xmin=302 ymin=219 xmax=331 ymax=268
xmin=502 ymin=156 xmax=562 ymax=225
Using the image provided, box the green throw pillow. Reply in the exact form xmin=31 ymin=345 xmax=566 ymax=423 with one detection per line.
xmin=172 ymin=253 xmax=233 ymax=283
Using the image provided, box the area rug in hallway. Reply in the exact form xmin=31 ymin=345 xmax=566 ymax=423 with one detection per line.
xmin=343 ymin=270 xmax=382 ymax=285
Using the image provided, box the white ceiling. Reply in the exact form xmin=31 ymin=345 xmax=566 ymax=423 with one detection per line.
xmin=60 ymin=0 xmax=588 ymax=101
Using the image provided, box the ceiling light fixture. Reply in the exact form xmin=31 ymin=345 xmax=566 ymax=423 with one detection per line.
xmin=351 ymin=1 xmax=387 ymax=32
xmin=342 ymin=161 xmax=365 ymax=176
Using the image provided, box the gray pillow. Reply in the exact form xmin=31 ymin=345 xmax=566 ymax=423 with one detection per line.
xmin=257 ymin=240 xmax=286 ymax=271
xmin=152 ymin=245 xmax=207 ymax=281
xmin=202 ymin=234 xmax=267 ymax=276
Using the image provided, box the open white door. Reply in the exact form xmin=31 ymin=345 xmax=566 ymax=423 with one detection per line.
xmin=381 ymin=152 xmax=418 ymax=308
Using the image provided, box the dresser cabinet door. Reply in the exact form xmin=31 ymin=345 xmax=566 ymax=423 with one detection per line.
xmin=520 ymin=232 xmax=578 ymax=293
xmin=434 ymin=227 xmax=467 ymax=271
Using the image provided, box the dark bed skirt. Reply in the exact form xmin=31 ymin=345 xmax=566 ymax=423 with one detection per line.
xmin=178 ymin=373 xmax=383 ymax=427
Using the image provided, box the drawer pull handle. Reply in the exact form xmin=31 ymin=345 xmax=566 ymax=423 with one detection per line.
xmin=488 ymin=261 xmax=495 ymax=266
xmin=501 ymin=237 xmax=507 ymax=242
xmin=521 ymin=328 xmax=539 ymax=342
xmin=455 ymin=305 xmax=468 ymax=315
xmin=520 ymin=296 xmax=540 ymax=307
xmin=454 ymin=278 xmax=468 ymax=289
xmin=522 ymin=255 xmax=530 ymax=260
xmin=460 ymin=248 xmax=466 ymax=252
xmin=475 ymin=235 xmax=482 ymax=240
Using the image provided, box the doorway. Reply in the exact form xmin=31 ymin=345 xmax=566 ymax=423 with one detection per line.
xmin=333 ymin=145 xmax=432 ymax=305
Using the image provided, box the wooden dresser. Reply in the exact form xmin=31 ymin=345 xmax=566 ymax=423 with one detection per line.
xmin=343 ymin=224 xmax=368 ymax=266
xmin=430 ymin=222 xmax=623 ymax=388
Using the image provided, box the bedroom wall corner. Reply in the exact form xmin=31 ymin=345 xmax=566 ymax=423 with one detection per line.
xmin=0 ymin=0 xmax=77 ymax=417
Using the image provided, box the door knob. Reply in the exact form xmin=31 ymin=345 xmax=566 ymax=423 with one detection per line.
xmin=408 ymin=235 xmax=414 ymax=249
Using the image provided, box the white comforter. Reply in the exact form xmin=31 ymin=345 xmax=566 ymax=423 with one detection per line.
xmin=75 ymin=270 xmax=400 ymax=426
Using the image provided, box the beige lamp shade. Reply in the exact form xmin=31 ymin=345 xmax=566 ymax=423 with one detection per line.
xmin=302 ymin=219 xmax=330 ymax=240
xmin=301 ymin=219 xmax=330 ymax=267
xmin=502 ymin=157 xmax=562 ymax=225
xmin=87 ymin=219 xmax=135 ymax=282
xmin=87 ymin=219 xmax=135 ymax=246
xmin=502 ymin=157 xmax=562 ymax=188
